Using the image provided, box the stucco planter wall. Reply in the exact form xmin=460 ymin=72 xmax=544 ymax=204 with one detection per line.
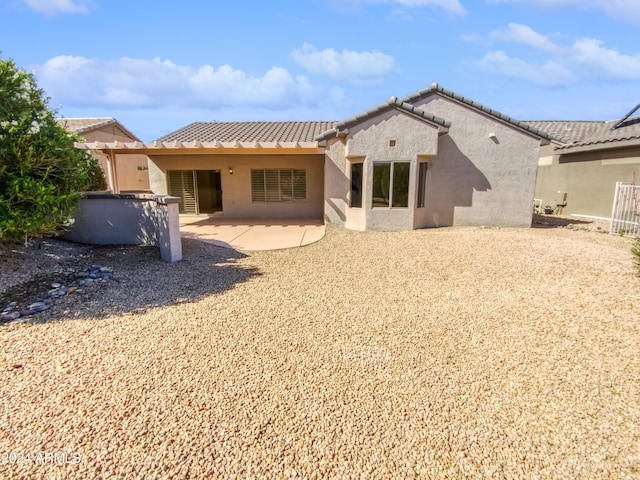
xmin=63 ymin=193 xmax=182 ymax=262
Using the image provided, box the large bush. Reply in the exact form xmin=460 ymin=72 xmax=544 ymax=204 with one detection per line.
xmin=0 ymin=56 xmax=106 ymax=244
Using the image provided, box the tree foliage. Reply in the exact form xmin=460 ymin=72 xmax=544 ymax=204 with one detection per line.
xmin=0 ymin=56 xmax=106 ymax=244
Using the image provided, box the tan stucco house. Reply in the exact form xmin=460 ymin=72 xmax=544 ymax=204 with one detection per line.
xmin=76 ymin=83 xmax=553 ymax=231
xmin=529 ymin=104 xmax=640 ymax=219
xmin=58 ymin=117 xmax=151 ymax=193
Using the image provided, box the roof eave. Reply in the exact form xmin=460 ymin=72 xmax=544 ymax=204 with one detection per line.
xmin=555 ymin=136 xmax=640 ymax=155
xmin=74 ymin=140 xmax=324 ymax=155
xmin=400 ymin=83 xmax=555 ymax=143
xmin=314 ymin=97 xmax=451 ymax=141
xmin=60 ymin=117 xmax=142 ymax=142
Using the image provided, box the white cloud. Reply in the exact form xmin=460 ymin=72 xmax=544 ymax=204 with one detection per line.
xmin=391 ymin=0 xmax=466 ymax=15
xmin=36 ymin=55 xmax=323 ymax=110
xmin=189 ymin=65 xmax=319 ymax=109
xmin=570 ymin=38 xmax=640 ymax=80
xmin=488 ymin=0 xmax=640 ymax=26
xmin=21 ymin=0 xmax=91 ymax=16
xmin=330 ymin=0 xmax=466 ymax=15
xmin=477 ymin=24 xmax=640 ymax=86
xmin=477 ymin=51 xmax=576 ymax=86
xmin=290 ymin=43 xmax=396 ymax=86
xmin=490 ymin=23 xmax=560 ymax=53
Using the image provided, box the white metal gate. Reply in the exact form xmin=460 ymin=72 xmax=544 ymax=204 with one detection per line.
xmin=610 ymin=182 xmax=640 ymax=237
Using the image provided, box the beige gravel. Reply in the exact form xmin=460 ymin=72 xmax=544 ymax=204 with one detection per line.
xmin=1 ymin=225 xmax=639 ymax=479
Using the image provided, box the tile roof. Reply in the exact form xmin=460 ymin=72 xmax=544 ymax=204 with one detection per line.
xmin=315 ymin=97 xmax=450 ymax=141
xmin=56 ymin=117 xmax=141 ymax=141
xmin=156 ymin=121 xmax=336 ymax=143
xmin=400 ymin=83 xmax=556 ymax=142
xmin=526 ymin=105 xmax=640 ymax=153
xmin=523 ymin=120 xmax=606 ymax=143
xmin=154 ymin=84 xmax=554 ymax=146
xmin=56 ymin=117 xmax=116 ymax=133
xmin=553 ymin=118 xmax=640 ymax=153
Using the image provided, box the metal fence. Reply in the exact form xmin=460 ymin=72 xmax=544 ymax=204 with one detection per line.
xmin=610 ymin=182 xmax=640 ymax=237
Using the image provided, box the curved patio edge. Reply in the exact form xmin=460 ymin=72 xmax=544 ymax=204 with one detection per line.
xmin=179 ymin=218 xmax=326 ymax=251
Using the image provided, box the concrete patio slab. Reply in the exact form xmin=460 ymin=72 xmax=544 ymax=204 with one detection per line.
xmin=179 ymin=217 xmax=325 ymax=251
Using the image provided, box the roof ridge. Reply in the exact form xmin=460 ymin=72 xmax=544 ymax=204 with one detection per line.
xmin=400 ymin=83 xmax=555 ymax=142
xmin=525 ymin=120 xmax=606 ymax=123
xmin=315 ymin=96 xmax=451 ymax=141
xmin=57 ymin=117 xmax=141 ymax=141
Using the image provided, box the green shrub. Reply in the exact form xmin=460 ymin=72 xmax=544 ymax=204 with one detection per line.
xmin=0 ymin=55 xmax=106 ymax=244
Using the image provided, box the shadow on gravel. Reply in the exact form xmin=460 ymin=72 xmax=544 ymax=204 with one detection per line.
xmin=1 ymin=237 xmax=262 ymax=324
xmin=531 ymin=213 xmax=593 ymax=229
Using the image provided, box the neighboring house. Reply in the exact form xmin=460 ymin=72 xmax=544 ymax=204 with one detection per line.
xmin=75 ymin=83 xmax=552 ymax=231
xmin=528 ymin=105 xmax=640 ymax=219
xmin=58 ymin=118 xmax=151 ymax=193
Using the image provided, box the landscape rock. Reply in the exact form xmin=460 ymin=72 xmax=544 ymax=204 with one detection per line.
xmin=1 ymin=263 xmax=116 ymax=323
xmin=0 ymin=311 xmax=21 ymax=322
xmin=0 ymin=230 xmax=637 ymax=479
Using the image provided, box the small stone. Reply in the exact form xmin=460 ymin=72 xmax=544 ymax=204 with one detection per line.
xmin=99 ymin=266 xmax=112 ymax=273
xmin=51 ymin=282 xmax=62 ymax=289
xmin=28 ymin=302 xmax=49 ymax=313
xmin=67 ymin=287 xmax=78 ymax=295
xmin=89 ymin=273 xmax=98 ymax=279
xmin=1 ymin=311 xmax=21 ymax=322
xmin=11 ymin=317 xmax=30 ymax=324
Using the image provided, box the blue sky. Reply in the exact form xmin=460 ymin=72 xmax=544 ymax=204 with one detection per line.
xmin=1 ymin=0 xmax=639 ymax=141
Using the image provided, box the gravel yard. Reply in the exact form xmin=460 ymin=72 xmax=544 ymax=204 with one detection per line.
xmin=1 ymin=225 xmax=639 ymax=479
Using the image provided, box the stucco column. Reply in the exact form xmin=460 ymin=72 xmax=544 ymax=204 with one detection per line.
xmin=154 ymin=195 xmax=182 ymax=262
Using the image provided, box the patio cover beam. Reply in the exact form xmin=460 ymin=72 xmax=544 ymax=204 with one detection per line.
xmin=75 ymin=141 xmax=324 ymax=156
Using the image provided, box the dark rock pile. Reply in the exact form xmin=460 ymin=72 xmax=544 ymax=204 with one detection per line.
xmin=1 ymin=264 xmax=116 ymax=324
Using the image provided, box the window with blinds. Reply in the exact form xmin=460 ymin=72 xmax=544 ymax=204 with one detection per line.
xmin=168 ymin=170 xmax=197 ymax=214
xmin=251 ymin=169 xmax=306 ymax=202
